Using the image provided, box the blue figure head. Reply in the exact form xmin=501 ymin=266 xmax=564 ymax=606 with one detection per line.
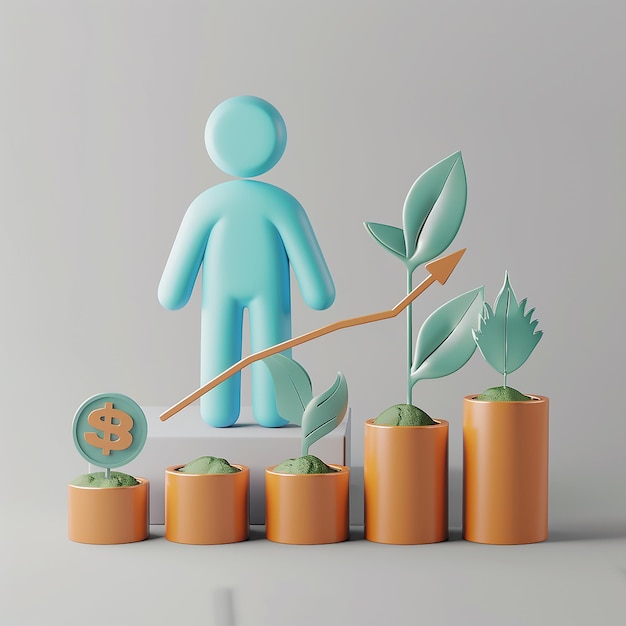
xmin=205 ymin=96 xmax=287 ymax=178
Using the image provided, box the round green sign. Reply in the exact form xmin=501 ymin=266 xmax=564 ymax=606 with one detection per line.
xmin=73 ymin=393 xmax=148 ymax=469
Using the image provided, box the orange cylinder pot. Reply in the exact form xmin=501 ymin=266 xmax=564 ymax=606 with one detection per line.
xmin=364 ymin=419 xmax=448 ymax=544
xmin=165 ymin=465 xmax=249 ymax=545
xmin=265 ymin=465 xmax=350 ymax=545
xmin=68 ymin=478 xmax=149 ymax=544
xmin=463 ymin=395 xmax=549 ymax=544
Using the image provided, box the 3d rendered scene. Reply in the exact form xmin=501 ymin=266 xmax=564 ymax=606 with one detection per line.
xmin=2 ymin=3 xmax=625 ymax=625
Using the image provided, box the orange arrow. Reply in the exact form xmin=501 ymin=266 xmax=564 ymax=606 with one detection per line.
xmin=160 ymin=248 xmax=466 ymax=421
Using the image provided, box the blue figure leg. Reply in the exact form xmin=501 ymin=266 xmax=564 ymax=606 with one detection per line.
xmin=249 ymin=293 xmax=291 ymax=427
xmin=200 ymin=296 xmax=244 ymax=427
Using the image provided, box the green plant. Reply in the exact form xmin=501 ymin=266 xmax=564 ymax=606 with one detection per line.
xmin=364 ymin=151 xmax=484 ymax=421
xmin=472 ymin=272 xmax=542 ymax=400
xmin=365 ymin=151 xmax=468 ymax=404
xmin=264 ymin=354 xmax=348 ymax=461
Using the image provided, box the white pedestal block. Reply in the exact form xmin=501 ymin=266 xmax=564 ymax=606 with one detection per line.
xmin=118 ymin=405 xmax=351 ymax=525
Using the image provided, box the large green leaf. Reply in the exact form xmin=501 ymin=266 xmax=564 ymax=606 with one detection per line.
xmin=363 ymin=222 xmax=407 ymax=262
xmin=301 ymin=373 xmax=348 ymax=456
xmin=410 ymin=286 xmax=484 ymax=385
xmin=402 ymin=151 xmax=467 ymax=272
xmin=473 ymin=272 xmax=543 ymax=377
xmin=263 ymin=354 xmax=312 ymax=426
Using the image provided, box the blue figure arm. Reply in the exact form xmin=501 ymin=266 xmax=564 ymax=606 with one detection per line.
xmin=271 ymin=190 xmax=335 ymax=310
xmin=158 ymin=191 xmax=220 ymax=310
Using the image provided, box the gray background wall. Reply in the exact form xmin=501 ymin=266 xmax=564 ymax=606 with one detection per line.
xmin=2 ymin=0 xmax=624 ymax=531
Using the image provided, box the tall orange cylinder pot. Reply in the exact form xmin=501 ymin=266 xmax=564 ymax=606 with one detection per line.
xmin=364 ymin=419 xmax=448 ymax=544
xmin=265 ymin=465 xmax=349 ymax=545
xmin=463 ymin=395 xmax=549 ymax=544
xmin=68 ymin=478 xmax=150 ymax=544
xmin=165 ymin=465 xmax=249 ymax=545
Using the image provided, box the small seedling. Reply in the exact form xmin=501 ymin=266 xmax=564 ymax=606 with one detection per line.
xmin=264 ymin=354 xmax=348 ymax=471
xmin=472 ymin=272 xmax=543 ymax=401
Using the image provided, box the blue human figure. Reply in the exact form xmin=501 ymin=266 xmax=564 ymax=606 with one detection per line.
xmin=158 ymin=96 xmax=335 ymax=427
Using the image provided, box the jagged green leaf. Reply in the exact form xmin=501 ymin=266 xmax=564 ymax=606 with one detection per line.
xmin=402 ymin=151 xmax=467 ymax=272
xmin=473 ymin=272 xmax=543 ymax=377
xmin=301 ymin=372 xmax=348 ymax=456
xmin=263 ymin=354 xmax=312 ymax=426
xmin=410 ymin=286 xmax=484 ymax=385
xmin=363 ymin=222 xmax=407 ymax=261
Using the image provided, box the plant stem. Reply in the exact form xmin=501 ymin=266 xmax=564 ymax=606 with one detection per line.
xmin=407 ymin=269 xmax=413 ymax=405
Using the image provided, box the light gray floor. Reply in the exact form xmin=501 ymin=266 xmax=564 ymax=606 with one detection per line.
xmin=2 ymin=496 xmax=624 ymax=626
xmin=6 ymin=422 xmax=623 ymax=625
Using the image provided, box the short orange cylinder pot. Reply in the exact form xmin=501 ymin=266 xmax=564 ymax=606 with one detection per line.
xmin=364 ymin=419 xmax=448 ymax=544
xmin=265 ymin=465 xmax=350 ymax=545
xmin=165 ymin=465 xmax=249 ymax=545
xmin=463 ymin=395 xmax=549 ymax=544
xmin=68 ymin=478 xmax=150 ymax=544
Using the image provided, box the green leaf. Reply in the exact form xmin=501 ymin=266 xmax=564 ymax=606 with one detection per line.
xmin=263 ymin=354 xmax=313 ymax=426
xmin=402 ymin=152 xmax=467 ymax=272
xmin=473 ymin=272 xmax=543 ymax=377
xmin=301 ymin=373 xmax=348 ymax=456
xmin=363 ymin=222 xmax=407 ymax=261
xmin=410 ymin=286 xmax=484 ymax=385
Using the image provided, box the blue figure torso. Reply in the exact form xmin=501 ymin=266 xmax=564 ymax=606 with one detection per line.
xmin=159 ymin=179 xmax=335 ymax=427
xmin=204 ymin=182 xmax=290 ymax=307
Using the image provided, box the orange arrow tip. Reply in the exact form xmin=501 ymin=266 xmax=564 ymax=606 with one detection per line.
xmin=425 ymin=248 xmax=466 ymax=285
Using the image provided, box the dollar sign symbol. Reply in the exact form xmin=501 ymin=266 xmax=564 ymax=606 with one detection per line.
xmin=84 ymin=402 xmax=134 ymax=456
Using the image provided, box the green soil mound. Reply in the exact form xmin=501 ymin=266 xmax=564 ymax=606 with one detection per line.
xmin=474 ymin=386 xmax=532 ymax=401
xmin=273 ymin=454 xmax=337 ymax=474
xmin=374 ymin=403 xmax=436 ymax=426
xmin=70 ymin=471 xmax=140 ymax=488
xmin=179 ymin=455 xmax=240 ymax=474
